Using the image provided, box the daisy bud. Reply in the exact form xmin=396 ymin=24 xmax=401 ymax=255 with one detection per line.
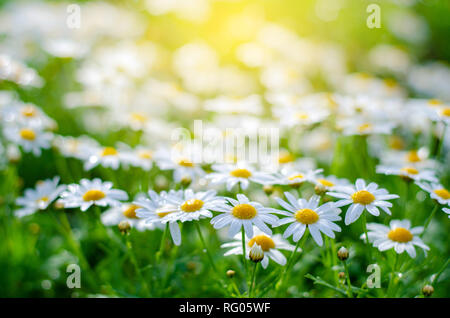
xmin=338 ymin=271 xmax=345 ymax=279
xmin=226 ymin=270 xmax=236 ymax=278
xmin=422 ymin=285 xmax=434 ymax=297
xmin=180 ymin=176 xmax=192 ymax=188
xmin=249 ymin=244 xmax=264 ymax=263
xmin=7 ymin=144 xmax=21 ymax=164
xmin=54 ymin=199 xmax=65 ymax=210
xmin=263 ymin=185 xmax=274 ymax=196
xmin=314 ymin=184 xmax=327 ymax=195
xmin=118 ymin=220 xmax=131 ymax=234
xmin=187 ymin=261 xmax=197 ymax=272
xmin=337 ymin=247 xmax=349 ymax=261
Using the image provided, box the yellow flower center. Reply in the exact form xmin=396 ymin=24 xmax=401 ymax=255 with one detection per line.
xmin=288 ymin=173 xmax=304 ymax=181
xmin=230 ymin=168 xmax=252 ymax=178
xmin=37 ymin=196 xmax=49 ymax=203
xmin=102 ymin=147 xmax=118 ymax=156
xmin=441 ymin=108 xmax=450 ymax=117
xmin=178 ymin=159 xmax=194 ymax=167
xmin=318 ymin=179 xmax=334 ymax=187
xmin=296 ymin=112 xmax=309 ymax=120
xmin=406 ymin=150 xmax=421 ymax=163
xmin=384 ymin=78 xmax=397 ymax=88
xmin=130 ymin=112 xmax=148 ymax=123
xmin=428 ymin=99 xmax=442 ymax=107
xmin=20 ymin=128 xmax=36 ymax=141
xmin=358 ymin=123 xmax=372 ymax=133
xmin=21 ymin=106 xmax=37 ymax=117
xmin=180 ymin=199 xmax=204 ymax=212
xmin=401 ymin=167 xmax=419 ymax=175
xmin=123 ymin=204 xmax=139 ymax=219
xmin=295 ymin=208 xmax=319 ymax=225
xmin=388 ymin=136 xmax=405 ymax=150
xmin=138 ymin=150 xmax=153 ymax=159
xmin=248 ymin=235 xmax=275 ymax=252
xmin=434 ymin=188 xmax=450 ymax=200
xmin=156 ymin=206 xmax=173 ymax=218
xmin=278 ymin=153 xmax=294 ymax=164
xmin=82 ymin=189 xmax=106 ymax=202
xmin=351 ymin=190 xmax=375 ymax=205
xmin=232 ymin=203 xmax=257 ymax=219
xmin=388 ymin=227 xmax=413 ymax=243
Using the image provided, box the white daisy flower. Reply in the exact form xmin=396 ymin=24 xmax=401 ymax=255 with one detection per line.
xmin=417 ymin=182 xmax=450 ymax=206
xmin=101 ymin=194 xmax=158 ymax=232
xmin=155 ymin=149 xmax=205 ymax=183
xmin=275 ymin=106 xmax=330 ymax=128
xmin=443 ymin=207 xmax=450 ymax=218
xmin=83 ymin=144 xmax=129 ymax=171
xmin=381 ymin=148 xmax=437 ymax=169
xmin=376 ymin=165 xmax=438 ymax=182
xmin=59 ymin=178 xmax=128 ymax=211
xmin=206 ymin=162 xmax=276 ymax=191
xmin=122 ymin=146 xmax=154 ymax=171
xmin=3 ymin=124 xmax=53 ymax=156
xmin=53 ymin=135 xmax=99 ymax=160
xmin=275 ymin=193 xmax=341 ymax=246
xmin=15 ymin=177 xmax=66 ymax=218
xmin=1 ymin=102 xmax=55 ymax=129
xmin=210 ymin=194 xmax=280 ymax=238
xmin=268 ymin=168 xmax=323 ymax=186
xmin=221 ymin=227 xmax=296 ymax=269
xmin=361 ymin=220 xmax=430 ymax=258
xmin=327 ymin=179 xmax=400 ymax=225
xmin=160 ymin=189 xmax=224 ymax=223
xmin=311 ymin=174 xmax=351 ymax=192
xmin=134 ymin=190 xmax=183 ymax=246
xmin=338 ymin=117 xmax=394 ymax=136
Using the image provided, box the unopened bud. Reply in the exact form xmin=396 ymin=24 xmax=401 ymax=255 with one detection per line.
xmin=338 ymin=271 xmax=345 ymax=279
xmin=180 ymin=176 xmax=192 ymax=188
xmin=422 ymin=285 xmax=434 ymax=297
xmin=314 ymin=184 xmax=327 ymax=195
xmin=263 ymin=185 xmax=274 ymax=195
xmin=54 ymin=199 xmax=65 ymax=210
xmin=249 ymin=244 xmax=264 ymax=263
xmin=226 ymin=270 xmax=235 ymax=278
xmin=337 ymin=247 xmax=349 ymax=261
xmin=118 ymin=221 xmax=131 ymax=234
xmin=7 ymin=144 xmax=21 ymax=163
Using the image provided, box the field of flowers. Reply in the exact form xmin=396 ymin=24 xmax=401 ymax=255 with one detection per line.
xmin=0 ymin=0 xmax=449 ymax=298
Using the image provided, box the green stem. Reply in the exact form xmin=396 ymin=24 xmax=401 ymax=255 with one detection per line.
xmin=424 ymin=204 xmax=439 ymax=230
xmin=249 ymin=262 xmax=258 ymax=298
xmin=343 ymin=261 xmax=354 ymax=298
xmin=276 ymin=229 xmax=308 ymax=293
xmin=241 ymin=228 xmax=248 ymax=275
xmin=156 ymin=223 xmax=169 ymax=264
xmin=436 ymin=124 xmax=447 ymax=158
xmin=195 ymin=222 xmax=218 ymax=272
xmin=125 ymin=235 xmax=151 ymax=297
xmin=362 ymin=212 xmax=372 ymax=260
xmin=387 ymin=253 xmax=399 ymax=297
xmin=431 ymin=258 xmax=449 ymax=286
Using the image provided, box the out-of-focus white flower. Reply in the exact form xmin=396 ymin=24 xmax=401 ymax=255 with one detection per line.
xmin=15 ymin=177 xmax=66 ymax=217
xmin=417 ymin=182 xmax=450 ymax=206
xmin=3 ymin=124 xmax=53 ymax=156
